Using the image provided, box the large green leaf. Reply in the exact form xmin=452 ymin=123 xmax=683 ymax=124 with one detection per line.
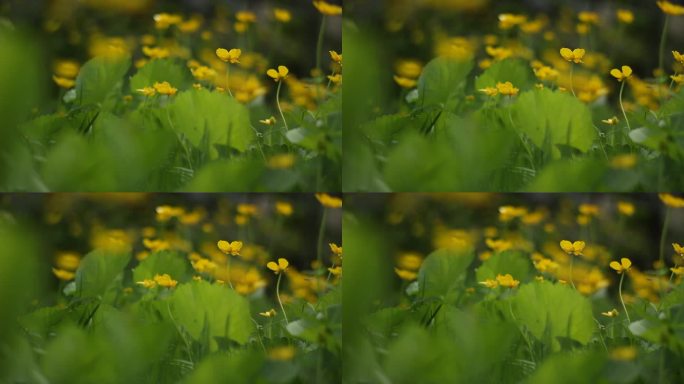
xmin=132 ymin=250 xmax=190 ymax=284
xmin=75 ymin=55 xmax=131 ymax=106
xmin=129 ymin=58 xmax=191 ymax=92
xmin=182 ymin=351 xmax=264 ymax=384
xmin=511 ymin=89 xmax=596 ymax=158
xmin=512 ymin=281 xmax=595 ymax=351
xmin=418 ymin=248 xmax=475 ymax=299
xmin=182 ymin=159 xmax=264 ymax=192
xmin=75 ymin=249 xmax=131 ymax=299
xmin=526 ymin=351 xmax=607 ymax=384
xmin=475 ymin=59 xmax=535 ymax=92
xmin=417 ymin=57 xmax=474 ymax=107
xmin=475 ymin=250 xmax=533 ymax=283
xmin=165 ymin=89 xmax=254 ymax=156
xmin=169 ymin=280 xmax=253 ymax=347
xmin=524 ymin=159 xmax=608 ymax=192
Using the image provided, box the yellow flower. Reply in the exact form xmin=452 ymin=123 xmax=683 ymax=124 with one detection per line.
xmin=610 ymin=66 xmax=633 ymax=82
xmin=486 ymin=46 xmax=513 ymax=61
xmin=142 ymin=46 xmax=170 ymax=59
xmin=610 ymin=346 xmax=637 ymax=361
xmin=394 ymin=75 xmax=417 ymax=89
xmin=274 ymin=8 xmax=292 ymax=23
xmin=153 ymin=81 xmax=177 ymax=96
xmin=237 ymin=204 xmax=258 ymax=216
xmin=267 ymin=154 xmax=296 ymax=169
xmin=236 ymin=11 xmax=257 ymax=23
xmin=316 ymin=193 xmax=342 ymax=208
xmin=601 ymin=308 xmax=620 ymax=317
xmin=267 ymin=258 xmax=290 ymax=274
xmin=153 ymin=13 xmax=182 ymax=30
xmin=498 ymin=13 xmax=527 ymax=29
xmin=617 ymin=9 xmax=634 ymax=24
xmin=329 ymin=243 xmax=343 ymax=256
xmin=534 ymin=66 xmax=559 ymax=82
xmin=674 ymin=51 xmax=684 ymax=65
xmin=602 ymin=116 xmax=619 ymax=125
xmin=671 ymin=74 xmax=684 ymax=84
xmin=53 ymin=59 xmax=80 ymax=78
xmin=670 ymin=266 xmax=684 ymax=275
xmin=485 ymin=238 xmax=513 ymax=252
xmin=660 ymin=193 xmax=684 ymax=208
xmin=217 ymin=240 xmax=243 ymax=256
xmin=479 ymin=87 xmax=499 ymax=97
xmin=496 ymin=81 xmax=519 ymax=96
xmin=395 ymin=268 xmax=417 ymax=281
xmin=267 ymin=65 xmax=289 ymax=82
xmin=496 ymin=273 xmax=520 ymax=288
xmin=560 ymin=48 xmax=586 ymax=64
xmin=617 ymin=202 xmax=635 ymax=216
xmin=610 ymin=154 xmax=638 ymax=169
xmin=479 ymin=278 xmax=498 ymax=288
xmin=53 ymin=76 xmax=75 ymax=89
xmin=328 ymin=266 xmax=342 ymax=276
xmin=275 ymin=201 xmax=294 ymax=216
xmin=191 ymin=66 xmax=217 ymax=81
xmin=154 ymin=273 xmax=178 ymax=288
xmin=216 ymin=48 xmax=241 ymax=64
xmin=609 ymin=258 xmax=632 ymax=274
xmin=259 ymin=308 xmax=277 ymax=317
xmin=143 ymin=238 xmax=170 ymax=252
xmin=329 ymin=50 xmax=342 ymax=65
xmin=658 ymin=1 xmax=684 ymax=16
xmin=268 ymin=346 xmax=296 ymax=361
xmin=55 ymin=252 xmax=80 ymax=271
xmin=560 ymin=240 xmax=586 ymax=256
xmin=136 ymin=279 xmax=156 ymax=288
xmin=191 ymin=258 xmax=217 ymax=274
xmin=313 ymin=1 xmax=342 ymax=16
xmin=52 ymin=268 xmax=75 ymax=281
xmin=137 ymin=87 xmax=156 ymax=97
xmin=328 ymin=74 xmax=342 ymax=84
xmin=259 ymin=116 xmax=277 ymax=126
xmin=673 ymin=243 xmax=684 ymax=256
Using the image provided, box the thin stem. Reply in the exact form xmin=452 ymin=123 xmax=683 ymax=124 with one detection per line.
xmin=276 ymin=273 xmax=289 ymax=325
xmin=569 ymin=255 xmax=576 ymax=290
xmin=316 ymin=208 xmax=329 ymax=272
xmin=570 ymin=64 xmax=576 ymax=98
xmin=618 ymin=272 xmax=631 ymax=324
xmin=275 ymin=80 xmax=289 ymax=132
xmin=225 ymin=65 xmax=233 ymax=98
xmin=658 ymin=15 xmax=670 ymax=107
xmin=315 ymin=16 xmax=327 ymax=79
xmin=659 ymin=208 xmax=671 ymax=270
xmin=226 ymin=256 xmax=235 ymax=290
xmin=618 ymin=80 xmax=632 ymax=132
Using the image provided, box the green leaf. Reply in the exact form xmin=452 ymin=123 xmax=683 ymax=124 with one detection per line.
xmin=166 ymin=89 xmax=254 ymax=157
xmin=182 ymin=351 xmax=264 ymax=384
xmin=418 ymin=57 xmax=474 ymax=107
xmin=512 ymin=281 xmax=595 ymax=351
xmin=512 ymin=89 xmax=596 ymax=158
xmin=525 ymin=159 xmax=607 ymax=192
xmin=418 ymin=248 xmax=475 ymax=299
xmin=475 ymin=59 xmax=534 ymax=92
xmin=75 ymin=54 xmax=131 ymax=106
xmin=132 ymin=250 xmax=190 ymax=284
xmin=75 ymin=249 xmax=131 ymax=299
xmin=475 ymin=250 xmax=533 ymax=283
xmin=182 ymin=159 xmax=264 ymax=192
xmin=285 ymin=127 xmax=323 ymax=150
xmin=527 ymin=351 xmax=607 ymax=384
xmin=129 ymin=58 xmax=191 ymax=92
xmin=169 ymin=280 xmax=253 ymax=347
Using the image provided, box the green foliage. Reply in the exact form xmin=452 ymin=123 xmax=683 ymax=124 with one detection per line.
xmin=418 ymin=57 xmax=474 ymax=107
xmin=418 ymin=248 xmax=474 ymax=299
xmin=512 ymin=281 xmax=595 ymax=351
xmin=182 ymin=352 xmax=265 ymax=384
xmin=476 ymin=59 xmax=535 ymax=92
xmin=75 ymin=55 xmax=131 ymax=107
xmin=75 ymin=249 xmax=131 ymax=299
xmin=476 ymin=251 xmax=534 ymax=283
xmin=133 ymin=251 xmax=191 ymax=283
xmin=129 ymin=59 xmax=191 ymax=93
xmin=526 ymin=351 xmax=608 ymax=384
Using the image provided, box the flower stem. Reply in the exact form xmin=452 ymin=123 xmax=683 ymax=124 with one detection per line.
xmin=276 ymin=273 xmax=289 ymax=325
xmin=659 ymin=208 xmax=671 ymax=270
xmin=570 ymin=64 xmax=576 ymax=98
xmin=618 ymin=80 xmax=632 ymax=132
xmin=225 ymin=65 xmax=233 ymax=98
xmin=569 ymin=254 xmax=576 ymax=290
xmin=316 ymin=208 xmax=328 ymax=273
xmin=658 ymin=15 xmax=670 ymax=107
xmin=315 ymin=16 xmax=327 ymax=81
xmin=275 ymin=80 xmax=289 ymax=132
xmin=618 ymin=272 xmax=631 ymax=324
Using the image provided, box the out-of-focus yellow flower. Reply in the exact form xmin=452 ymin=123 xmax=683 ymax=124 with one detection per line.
xmin=275 ymin=201 xmax=294 ymax=216
xmin=136 ymin=279 xmax=156 ymax=288
xmin=154 ymin=273 xmax=178 ymax=288
xmin=179 ymin=17 xmax=202 ymax=33
xmin=55 ymin=252 xmax=80 ymax=271
xmin=673 ymin=51 xmax=684 ymax=65
xmin=610 ymin=154 xmax=638 ymax=169
xmin=610 ymin=346 xmax=637 ymax=361
xmin=660 ymin=193 xmax=684 ymax=208
xmin=496 ymin=273 xmax=520 ymax=288
xmin=153 ymin=81 xmax=177 ymax=96
xmin=498 ymin=13 xmax=527 ymax=29
xmin=329 ymin=243 xmax=343 ymax=257
xmin=267 ymin=65 xmax=289 ymax=82
xmin=579 ymin=204 xmax=599 ymax=217
xmin=260 ymin=116 xmax=277 ymax=125
xmin=601 ymin=308 xmax=619 ymax=317
xmin=496 ymin=81 xmax=519 ymax=96
xmin=216 ymin=48 xmax=241 ymax=64
xmin=267 ymin=258 xmax=290 ymax=274
xmin=267 ymin=154 xmax=296 ymax=169
xmin=479 ymin=278 xmax=498 ymax=288
xmin=316 ymin=193 xmax=342 ymax=208
xmin=534 ymin=66 xmax=559 ymax=82
xmin=236 ymin=11 xmax=257 ymax=23
xmin=313 ymin=1 xmax=342 ymax=16
xmin=560 ymin=48 xmax=586 ymax=64
xmin=328 ymin=74 xmax=342 ymax=84
xmin=259 ymin=308 xmax=277 ymax=317
xmin=137 ymin=87 xmax=156 ymax=97
xmin=609 ymin=258 xmax=632 ymax=274
xmin=330 ymin=50 xmax=342 ymax=66
xmin=560 ymin=240 xmax=586 ymax=256
xmin=54 ymin=59 xmax=80 ymax=78
xmin=671 ymin=74 xmax=684 ymax=84
xmin=578 ymin=11 xmax=600 ymax=25
xmin=670 ymin=266 xmax=684 ymax=275
xmin=485 ymin=238 xmax=513 ymax=253
xmin=658 ymin=1 xmax=684 ymax=16
xmin=53 ymin=76 xmax=75 ymax=89
xmin=673 ymin=243 xmax=684 ymax=256
xmin=143 ymin=238 xmax=170 ymax=252
xmin=602 ymin=116 xmax=619 ymax=125
xmin=328 ymin=266 xmax=342 ymax=276
xmin=395 ymin=268 xmax=417 ymax=281
xmin=156 ymin=206 xmax=185 ymax=222
xmin=479 ymin=87 xmax=498 ymax=97
xmin=610 ymin=66 xmax=633 ymax=82
xmin=52 ymin=268 xmax=75 ymax=281
xmin=191 ymin=258 xmax=217 ymax=274
xmin=394 ymin=76 xmax=417 ymax=89
xmin=617 ymin=9 xmax=634 ymax=24
xmin=274 ymin=8 xmax=292 ymax=23
xmin=268 ymin=345 xmax=296 ymax=361
xmin=617 ymin=202 xmax=635 ymax=216
xmin=217 ymin=240 xmax=243 ymax=256
xmin=142 ymin=46 xmax=170 ymax=59
xmin=153 ymin=13 xmax=182 ymax=29
xmin=499 ymin=206 xmax=528 ymax=222
xmin=191 ymin=66 xmax=217 ymax=81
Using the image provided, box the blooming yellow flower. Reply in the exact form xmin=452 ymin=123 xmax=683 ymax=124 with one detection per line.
xmin=236 ymin=11 xmax=257 ymax=23
xmin=328 ymin=74 xmax=342 ymax=84
xmin=267 ymin=65 xmax=289 ymax=82
xmin=496 ymin=273 xmax=520 ymax=288
xmin=268 ymin=346 xmax=296 ymax=361
xmin=498 ymin=13 xmax=527 ymax=29
xmin=313 ymin=1 xmax=342 ymax=16
xmin=560 ymin=47 xmax=586 ymax=64
xmin=479 ymin=87 xmax=498 ymax=97
xmin=671 ymin=74 xmax=684 ymax=84
xmin=316 ymin=193 xmax=342 ymax=208
xmin=660 ymin=193 xmax=684 ymax=208
xmin=259 ymin=308 xmax=277 ymax=317
xmin=609 ymin=258 xmax=632 ymax=274
xmin=601 ymin=308 xmax=620 ymax=317
xmin=275 ymin=201 xmax=293 ymax=216
xmin=153 ymin=81 xmax=177 ymax=96
xmin=486 ymin=46 xmax=513 ymax=61
xmin=216 ymin=48 xmax=241 ymax=64
xmin=610 ymin=154 xmax=638 ymax=169
xmin=274 ymin=8 xmax=292 ymax=23
xmin=191 ymin=258 xmax=217 ymax=274
xmin=154 ymin=273 xmax=178 ymax=288
xmin=395 ymin=268 xmax=417 ymax=281
xmin=153 ymin=13 xmax=182 ymax=29
xmin=674 ymin=51 xmax=684 ymax=65
xmin=142 ymin=46 xmax=170 ymax=59
xmin=673 ymin=243 xmax=684 ymax=256
xmin=329 ymin=50 xmax=342 ymax=65
xmin=485 ymin=238 xmax=513 ymax=252
xmin=143 ymin=238 xmax=170 ymax=252
xmin=658 ymin=1 xmax=684 ymax=16
xmin=53 ymin=59 xmax=80 ymax=78
xmin=329 ymin=243 xmax=342 ymax=256
xmin=136 ymin=279 xmax=156 ymax=288
xmin=328 ymin=266 xmax=342 ymax=276
xmin=671 ymin=266 xmax=684 ymax=275
xmin=259 ymin=116 xmax=277 ymax=126
xmin=496 ymin=81 xmax=519 ymax=96
xmin=534 ymin=66 xmax=559 ymax=82
xmin=617 ymin=202 xmax=635 ymax=216
xmin=578 ymin=11 xmax=600 ymax=24
xmin=617 ymin=9 xmax=635 ymax=24
xmin=560 ymin=240 xmax=586 ymax=256
xmin=217 ymin=240 xmax=243 ymax=256
xmin=394 ymin=75 xmax=417 ymax=89
xmin=137 ymin=87 xmax=156 ymax=97
xmin=191 ymin=66 xmax=217 ymax=81
xmin=602 ymin=116 xmax=619 ymax=125
xmin=55 ymin=252 xmax=80 ymax=271
xmin=52 ymin=268 xmax=75 ymax=281
xmin=610 ymin=66 xmax=633 ymax=82
xmin=479 ymin=278 xmax=498 ymax=288
xmin=53 ymin=76 xmax=75 ymax=89
xmin=267 ymin=258 xmax=290 ymax=274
